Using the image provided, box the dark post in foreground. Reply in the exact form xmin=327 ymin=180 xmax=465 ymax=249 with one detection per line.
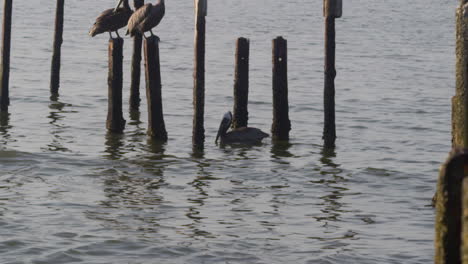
xmin=0 ymin=0 xmax=12 ymax=111
xmin=435 ymin=149 xmax=468 ymax=264
xmin=453 ymin=0 xmax=468 ymax=148
xmin=192 ymin=0 xmax=207 ymax=147
xmin=323 ymin=0 xmax=342 ymax=148
xmin=106 ymin=38 xmax=126 ymax=133
xmin=129 ymin=0 xmax=145 ymax=110
xmin=232 ymin=37 xmax=249 ymax=129
xmin=50 ymin=0 xmax=64 ymax=96
xmin=144 ymin=36 xmax=167 ymax=141
xmin=271 ymin=36 xmax=290 ymax=141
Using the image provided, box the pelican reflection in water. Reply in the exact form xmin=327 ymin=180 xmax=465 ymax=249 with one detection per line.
xmin=126 ymin=0 xmax=165 ymax=39
xmin=89 ymin=0 xmax=133 ymax=38
xmin=215 ymin=111 xmax=269 ymax=144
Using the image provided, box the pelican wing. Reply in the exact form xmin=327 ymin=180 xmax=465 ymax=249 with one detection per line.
xmin=126 ymin=4 xmax=152 ymax=36
xmin=89 ymin=8 xmax=132 ymax=37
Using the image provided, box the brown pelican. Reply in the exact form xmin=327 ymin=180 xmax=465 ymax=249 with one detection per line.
xmin=215 ymin=111 xmax=269 ymax=144
xmin=89 ymin=0 xmax=133 ymax=38
xmin=126 ymin=0 xmax=165 ymax=38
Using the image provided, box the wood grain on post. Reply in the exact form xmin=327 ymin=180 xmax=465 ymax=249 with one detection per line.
xmin=129 ymin=0 xmax=145 ymax=110
xmin=0 ymin=0 xmax=12 ymax=112
xmin=323 ymin=0 xmax=337 ymax=149
xmin=435 ymin=149 xmax=468 ymax=264
xmin=144 ymin=36 xmax=167 ymax=141
xmin=233 ymin=37 xmax=249 ymax=129
xmin=453 ymin=2 xmax=468 ymax=148
xmin=271 ymin=36 xmax=291 ymax=141
xmin=50 ymin=0 xmax=64 ymax=96
xmin=192 ymin=0 xmax=207 ymax=147
xmin=106 ymin=38 xmax=126 ymax=133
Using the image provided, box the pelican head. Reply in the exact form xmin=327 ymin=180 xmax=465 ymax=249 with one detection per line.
xmin=215 ymin=111 xmax=232 ymax=143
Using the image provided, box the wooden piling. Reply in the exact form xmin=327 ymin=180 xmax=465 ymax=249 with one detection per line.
xmin=50 ymin=0 xmax=64 ymax=96
xmin=144 ymin=36 xmax=167 ymax=141
xmin=0 ymin=0 xmax=12 ymax=112
xmin=106 ymin=38 xmax=126 ymax=133
xmin=271 ymin=36 xmax=291 ymax=141
xmin=232 ymin=37 xmax=249 ymax=129
xmin=192 ymin=0 xmax=207 ymax=147
xmin=453 ymin=1 xmax=468 ymax=148
xmin=323 ymin=0 xmax=341 ymax=148
xmin=129 ymin=0 xmax=145 ymax=110
xmin=435 ymin=149 xmax=468 ymax=264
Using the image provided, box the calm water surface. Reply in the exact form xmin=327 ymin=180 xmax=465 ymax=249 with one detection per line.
xmin=0 ymin=0 xmax=455 ymax=263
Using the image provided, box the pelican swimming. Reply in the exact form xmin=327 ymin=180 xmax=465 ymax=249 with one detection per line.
xmin=89 ymin=0 xmax=133 ymax=38
xmin=126 ymin=0 xmax=165 ymax=38
xmin=215 ymin=111 xmax=269 ymax=144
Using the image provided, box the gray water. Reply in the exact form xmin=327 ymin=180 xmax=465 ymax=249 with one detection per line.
xmin=0 ymin=0 xmax=454 ymax=263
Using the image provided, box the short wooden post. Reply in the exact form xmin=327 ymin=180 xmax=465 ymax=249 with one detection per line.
xmin=50 ymin=0 xmax=64 ymax=96
xmin=453 ymin=0 xmax=468 ymax=148
xmin=271 ymin=36 xmax=291 ymax=141
xmin=323 ymin=0 xmax=342 ymax=148
xmin=435 ymin=149 xmax=468 ymax=264
xmin=232 ymin=37 xmax=249 ymax=129
xmin=0 ymin=0 xmax=12 ymax=112
xmin=144 ymin=36 xmax=167 ymax=141
xmin=192 ymin=0 xmax=207 ymax=147
xmin=106 ymin=38 xmax=126 ymax=133
xmin=129 ymin=0 xmax=145 ymax=110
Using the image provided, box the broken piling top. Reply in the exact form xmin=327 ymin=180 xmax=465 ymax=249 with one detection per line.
xmin=323 ymin=0 xmax=342 ymax=18
xmin=195 ymin=0 xmax=207 ymax=17
xmin=435 ymin=149 xmax=468 ymax=264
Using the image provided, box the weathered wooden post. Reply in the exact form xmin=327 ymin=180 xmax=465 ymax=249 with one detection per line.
xmin=144 ymin=36 xmax=167 ymax=141
xmin=0 ymin=0 xmax=12 ymax=112
xmin=192 ymin=0 xmax=207 ymax=147
xmin=232 ymin=37 xmax=249 ymax=129
xmin=106 ymin=38 xmax=126 ymax=133
xmin=435 ymin=149 xmax=468 ymax=264
xmin=271 ymin=36 xmax=291 ymax=141
xmin=322 ymin=0 xmax=342 ymax=148
xmin=453 ymin=0 xmax=468 ymax=148
xmin=129 ymin=0 xmax=144 ymax=110
xmin=50 ymin=0 xmax=64 ymax=96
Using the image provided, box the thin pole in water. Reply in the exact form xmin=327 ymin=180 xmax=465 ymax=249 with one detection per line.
xmin=0 ymin=0 xmax=12 ymax=112
xmin=129 ymin=0 xmax=145 ymax=110
xmin=50 ymin=0 xmax=64 ymax=97
xmin=192 ymin=0 xmax=207 ymax=148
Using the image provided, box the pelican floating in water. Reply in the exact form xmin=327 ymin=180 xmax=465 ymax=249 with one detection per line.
xmin=126 ymin=0 xmax=165 ymax=38
xmin=215 ymin=111 xmax=269 ymax=144
xmin=89 ymin=0 xmax=133 ymax=38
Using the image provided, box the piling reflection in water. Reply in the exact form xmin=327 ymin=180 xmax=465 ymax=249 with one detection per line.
xmin=0 ymin=111 xmax=12 ymax=145
xmin=47 ymin=100 xmax=72 ymax=152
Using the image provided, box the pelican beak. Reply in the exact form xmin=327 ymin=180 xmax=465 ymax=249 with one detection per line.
xmin=114 ymin=0 xmax=124 ymax=11
xmin=215 ymin=112 xmax=232 ymax=144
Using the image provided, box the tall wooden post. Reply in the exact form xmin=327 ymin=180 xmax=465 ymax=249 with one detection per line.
xmin=106 ymin=38 xmax=126 ymax=133
xmin=50 ymin=0 xmax=64 ymax=96
xmin=435 ymin=149 xmax=468 ymax=264
xmin=192 ymin=0 xmax=207 ymax=147
xmin=323 ymin=0 xmax=342 ymax=148
xmin=129 ymin=0 xmax=144 ymax=110
xmin=271 ymin=36 xmax=291 ymax=141
xmin=0 ymin=0 xmax=12 ymax=112
xmin=232 ymin=37 xmax=249 ymax=129
xmin=453 ymin=0 xmax=468 ymax=148
xmin=144 ymin=36 xmax=167 ymax=141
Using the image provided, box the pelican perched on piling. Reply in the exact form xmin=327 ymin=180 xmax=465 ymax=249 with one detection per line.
xmin=126 ymin=0 xmax=165 ymax=38
xmin=89 ymin=0 xmax=133 ymax=38
xmin=215 ymin=112 xmax=269 ymax=144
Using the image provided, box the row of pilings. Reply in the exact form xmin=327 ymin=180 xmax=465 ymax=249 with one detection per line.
xmin=0 ymin=0 xmax=342 ymax=149
xmin=436 ymin=0 xmax=468 ymax=263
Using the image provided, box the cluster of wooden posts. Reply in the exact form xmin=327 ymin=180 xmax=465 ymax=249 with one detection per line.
xmin=0 ymin=0 xmax=342 ymax=149
xmin=436 ymin=1 xmax=468 ymax=263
